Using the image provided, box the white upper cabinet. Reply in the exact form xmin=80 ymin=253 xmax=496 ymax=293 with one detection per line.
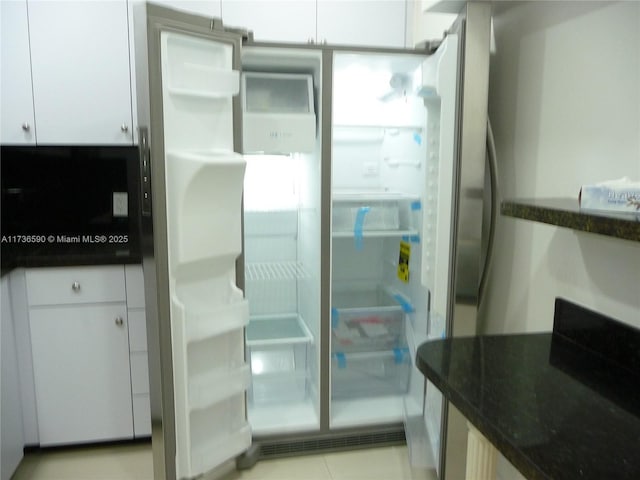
xmin=316 ymin=0 xmax=407 ymax=48
xmin=221 ymin=0 xmax=316 ymax=43
xmin=0 ymin=0 xmax=37 ymax=144
xmin=151 ymin=0 xmax=222 ymax=18
xmin=28 ymin=0 xmax=133 ymax=144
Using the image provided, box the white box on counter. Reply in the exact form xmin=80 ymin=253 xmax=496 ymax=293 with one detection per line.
xmin=579 ymin=178 xmax=640 ymax=213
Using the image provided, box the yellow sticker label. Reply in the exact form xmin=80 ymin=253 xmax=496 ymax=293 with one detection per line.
xmin=397 ymin=240 xmax=411 ymax=283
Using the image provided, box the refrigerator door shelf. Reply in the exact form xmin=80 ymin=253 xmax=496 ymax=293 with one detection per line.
xmin=183 ymin=396 xmax=251 ymax=478
xmin=188 ymin=364 xmax=251 ymax=411
xmin=403 ymin=396 xmax=436 ymax=469
xmin=166 ymin=151 xmax=246 ymax=270
xmin=172 ymin=297 xmax=250 ymax=344
xmin=164 ymin=31 xmax=239 ymax=99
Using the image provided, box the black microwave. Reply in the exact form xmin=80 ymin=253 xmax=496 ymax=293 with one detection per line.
xmin=1 ymin=145 xmax=141 ymax=260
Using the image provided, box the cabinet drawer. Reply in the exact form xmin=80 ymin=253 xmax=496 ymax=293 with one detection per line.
xmin=128 ymin=310 xmax=148 ymax=352
xmin=26 ymin=266 xmax=125 ymax=306
xmin=130 ymin=351 xmax=149 ymax=395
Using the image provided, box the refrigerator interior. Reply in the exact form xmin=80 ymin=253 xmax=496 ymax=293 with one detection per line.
xmin=240 ymin=47 xmax=323 ymax=436
xmin=329 ymin=37 xmax=459 ymax=470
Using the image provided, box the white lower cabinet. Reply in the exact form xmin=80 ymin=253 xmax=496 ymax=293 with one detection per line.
xmin=22 ymin=265 xmax=151 ymax=446
xmin=29 ymin=304 xmax=133 ymax=445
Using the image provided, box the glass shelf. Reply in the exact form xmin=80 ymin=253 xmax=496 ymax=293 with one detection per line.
xmin=501 ymin=198 xmax=640 ymax=242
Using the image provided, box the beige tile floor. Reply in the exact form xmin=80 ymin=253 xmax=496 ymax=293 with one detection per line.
xmin=12 ymin=443 xmax=438 ymax=480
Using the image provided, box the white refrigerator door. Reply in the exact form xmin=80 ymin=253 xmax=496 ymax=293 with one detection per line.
xmin=404 ymin=33 xmax=460 ymax=474
xmin=159 ymin=30 xmax=250 ymax=479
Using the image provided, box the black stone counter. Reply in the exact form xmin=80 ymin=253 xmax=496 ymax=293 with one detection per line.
xmin=416 ymin=299 xmax=640 ymax=480
xmin=501 ymin=198 xmax=640 ymax=242
xmin=1 ymin=243 xmax=141 ymax=274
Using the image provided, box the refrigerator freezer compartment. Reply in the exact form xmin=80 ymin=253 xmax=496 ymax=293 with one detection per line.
xmin=331 ymin=349 xmax=410 ymax=399
xmin=163 ymin=31 xmax=239 ymax=99
xmin=188 ymin=364 xmax=251 ymax=411
xmin=242 ymin=72 xmax=316 ymax=153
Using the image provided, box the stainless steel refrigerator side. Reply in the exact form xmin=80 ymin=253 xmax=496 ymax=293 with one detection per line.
xmin=319 ymin=47 xmax=333 ymax=433
xmin=441 ymin=3 xmax=492 ymax=480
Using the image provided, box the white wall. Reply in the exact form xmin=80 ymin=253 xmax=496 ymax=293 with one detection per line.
xmin=480 ymin=0 xmax=640 ymax=336
xmin=481 ymin=4 xmax=639 ymax=478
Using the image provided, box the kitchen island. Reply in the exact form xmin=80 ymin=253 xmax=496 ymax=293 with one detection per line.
xmin=416 ymin=298 xmax=640 ymax=479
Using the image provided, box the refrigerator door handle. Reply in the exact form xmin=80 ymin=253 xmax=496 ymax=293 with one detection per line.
xmin=478 ymin=117 xmax=499 ymax=309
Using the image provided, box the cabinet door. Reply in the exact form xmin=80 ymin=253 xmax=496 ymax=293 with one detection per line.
xmin=28 ymin=0 xmax=133 ymax=144
xmin=0 ymin=0 xmax=36 ymax=144
xmin=221 ymin=0 xmax=316 ymax=43
xmin=153 ymin=0 xmax=222 ymax=17
xmin=29 ymin=304 xmax=133 ymax=445
xmin=1 ymin=276 xmax=25 ymax=479
xmin=317 ymin=0 xmax=407 ymax=48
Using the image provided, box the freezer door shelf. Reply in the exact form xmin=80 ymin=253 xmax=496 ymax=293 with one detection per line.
xmin=331 ymin=349 xmax=411 ymax=399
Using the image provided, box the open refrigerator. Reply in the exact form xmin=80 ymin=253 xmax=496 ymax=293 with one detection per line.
xmin=134 ymin=3 xmax=491 ymax=480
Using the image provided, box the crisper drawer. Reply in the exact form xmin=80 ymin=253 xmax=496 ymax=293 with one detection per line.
xmin=26 ymin=266 xmax=125 ymax=306
xmin=332 ymin=287 xmax=406 ymax=354
xmin=332 ymin=305 xmax=404 ymax=353
xmin=332 ymin=349 xmax=410 ymax=399
xmin=333 ymin=201 xmax=400 ymax=232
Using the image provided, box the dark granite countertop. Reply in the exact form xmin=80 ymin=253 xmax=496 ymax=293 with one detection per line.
xmin=1 ymin=244 xmax=141 ymax=275
xmin=501 ymin=198 xmax=640 ymax=242
xmin=416 ymin=299 xmax=640 ymax=480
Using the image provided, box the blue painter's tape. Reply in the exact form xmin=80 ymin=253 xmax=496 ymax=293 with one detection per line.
xmin=402 ymin=235 xmax=410 ymax=242
xmin=409 ymin=234 xmax=420 ymax=244
xmin=393 ymin=294 xmax=415 ymax=313
xmin=393 ymin=348 xmax=404 ymax=364
xmin=331 ymin=307 xmax=339 ymax=329
xmin=354 ymin=206 xmax=370 ymax=250
xmin=335 ymin=352 xmax=347 ymax=369
xmin=413 ymin=133 xmax=422 ymax=145
xmin=411 ymin=200 xmax=422 ymax=211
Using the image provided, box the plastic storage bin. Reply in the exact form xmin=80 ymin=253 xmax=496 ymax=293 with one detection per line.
xmin=246 ymin=315 xmax=313 ymax=405
xmin=332 ymin=201 xmax=400 ymax=233
xmin=331 ymin=349 xmax=411 ymax=399
xmin=331 ymin=288 xmax=405 ymax=354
